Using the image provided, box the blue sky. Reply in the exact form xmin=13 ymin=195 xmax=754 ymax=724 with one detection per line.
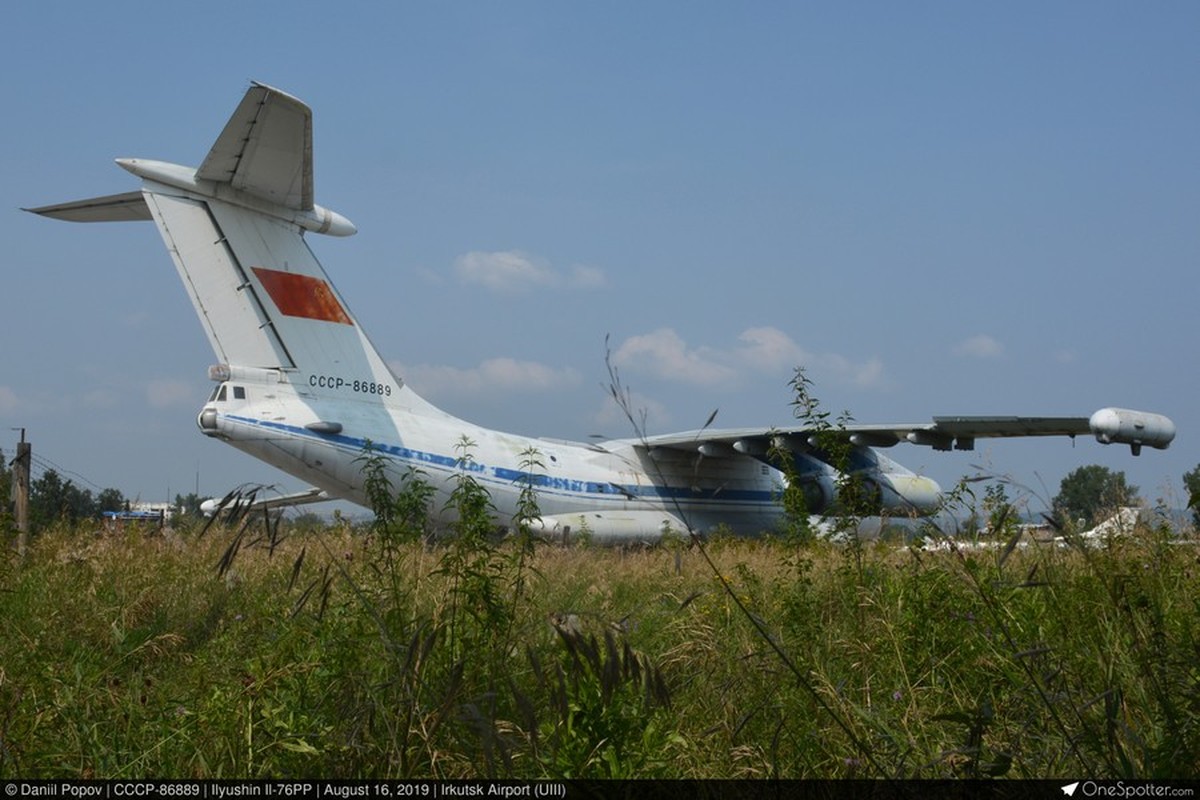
xmin=3 ymin=2 xmax=1197 ymax=517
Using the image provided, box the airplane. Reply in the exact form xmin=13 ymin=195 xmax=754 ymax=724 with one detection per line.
xmin=26 ymin=82 xmax=1177 ymax=544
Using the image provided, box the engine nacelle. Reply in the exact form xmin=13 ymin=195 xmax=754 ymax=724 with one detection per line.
xmin=782 ymin=468 xmax=941 ymax=517
xmin=866 ymin=473 xmax=943 ymax=516
xmin=1089 ymin=407 xmax=1175 ymax=456
xmin=789 ymin=474 xmax=838 ymax=515
xmin=792 ymin=447 xmax=943 ymax=517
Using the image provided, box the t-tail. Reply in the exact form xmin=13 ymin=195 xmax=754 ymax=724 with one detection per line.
xmin=25 ymin=82 xmax=448 ymax=427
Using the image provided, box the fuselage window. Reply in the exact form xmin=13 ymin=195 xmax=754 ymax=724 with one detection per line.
xmin=233 ymin=386 xmax=246 ymax=400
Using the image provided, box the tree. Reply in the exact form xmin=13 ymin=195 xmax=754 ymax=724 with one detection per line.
xmin=174 ymin=492 xmax=205 ymax=519
xmin=97 ymin=487 xmax=126 ymax=514
xmin=28 ymin=472 xmax=127 ymax=531
xmin=982 ymin=482 xmax=1018 ymax=537
xmin=30 ymin=469 xmax=97 ymax=530
xmin=1182 ymin=464 xmax=1200 ymax=529
xmin=1052 ymin=465 xmax=1138 ymax=528
xmin=0 ymin=448 xmax=11 ymax=530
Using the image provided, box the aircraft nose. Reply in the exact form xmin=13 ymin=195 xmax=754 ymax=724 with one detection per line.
xmin=197 ymin=407 xmax=219 ymax=435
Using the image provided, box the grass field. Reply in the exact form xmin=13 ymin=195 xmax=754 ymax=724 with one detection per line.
xmin=2 ymin=494 xmax=1198 ymax=780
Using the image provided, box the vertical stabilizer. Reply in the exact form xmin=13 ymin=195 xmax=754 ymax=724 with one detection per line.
xmin=26 ymin=82 xmax=447 ymax=419
xmin=141 ymin=191 xmax=295 ymax=368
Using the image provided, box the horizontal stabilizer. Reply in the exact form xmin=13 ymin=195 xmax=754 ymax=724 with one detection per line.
xmin=197 ymin=82 xmax=313 ymax=210
xmin=24 ymin=191 xmax=151 ymax=223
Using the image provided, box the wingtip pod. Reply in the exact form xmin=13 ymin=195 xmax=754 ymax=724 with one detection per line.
xmin=1089 ymin=407 xmax=1175 ymax=455
xmin=311 ymin=204 xmax=357 ymax=237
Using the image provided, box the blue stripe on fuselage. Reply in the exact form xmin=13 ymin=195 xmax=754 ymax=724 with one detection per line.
xmin=223 ymin=414 xmax=778 ymax=506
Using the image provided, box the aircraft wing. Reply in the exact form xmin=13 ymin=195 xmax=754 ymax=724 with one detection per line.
xmin=200 ymin=487 xmax=331 ymax=517
xmin=196 ymin=81 xmax=313 ymax=211
xmin=632 ymin=407 xmax=1175 ymax=457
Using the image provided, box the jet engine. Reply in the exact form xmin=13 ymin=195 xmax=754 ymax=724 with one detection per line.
xmin=785 ymin=448 xmax=942 ymax=517
xmin=860 ymin=472 xmax=943 ymax=515
xmin=788 ymin=470 xmax=839 ymax=515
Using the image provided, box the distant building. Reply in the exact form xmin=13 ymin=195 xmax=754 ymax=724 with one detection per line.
xmin=102 ymin=502 xmax=173 ymax=532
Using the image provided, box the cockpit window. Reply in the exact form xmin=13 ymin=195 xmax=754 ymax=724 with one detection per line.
xmin=208 ymin=384 xmax=245 ymax=402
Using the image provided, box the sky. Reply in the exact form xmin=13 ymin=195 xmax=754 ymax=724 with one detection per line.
xmin=2 ymin=2 xmax=1197 ymax=520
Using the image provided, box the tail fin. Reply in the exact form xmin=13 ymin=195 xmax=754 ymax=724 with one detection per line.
xmin=27 ymin=82 xmax=444 ymax=418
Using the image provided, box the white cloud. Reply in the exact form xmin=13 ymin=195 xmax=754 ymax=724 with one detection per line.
xmin=612 ymin=328 xmax=737 ymax=386
xmin=146 ymin=379 xmax=195 ymax=409
xmin=734 ymin=327 xmax=807 ymax=372
xmin=953 ymin=334 xmax=1004 ymax=359
xmin=612 ymin=326 xmax=886 ymax=389
xmin=455 ymin=251 xmax=554 ymax=290
xmin=396 ymin=357 xmax=581 ymax=398
xmin=0 ymin=386 xmax=17 ymax=413
xmin=453 ymin=250 xmax=606 ymax=292
xmin=593 ymin=389 xmax=672 ymax=431
xmin=1052 ymin=348 xmax=1077 ymax=364
xmin=820 ymin=353 xmax=886 ymax=388
xmin=414 ymin=265 xmax=445 ymax=285
xmin=568 ymin=264 xmax=607 ymax=289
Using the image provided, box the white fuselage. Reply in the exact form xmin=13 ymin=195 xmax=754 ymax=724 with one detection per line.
xmin=198 ymin=373 xmax=787 ymax=542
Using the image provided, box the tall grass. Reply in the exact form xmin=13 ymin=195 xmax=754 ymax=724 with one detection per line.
xmin=1 ymin=368 xmax=1194 ymax=777
xmin=2 ymin=502 xmax=1197 ymax=778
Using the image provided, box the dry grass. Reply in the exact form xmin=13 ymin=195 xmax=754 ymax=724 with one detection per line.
xmin=2 ymin=516 xmax=1197 ymax=779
